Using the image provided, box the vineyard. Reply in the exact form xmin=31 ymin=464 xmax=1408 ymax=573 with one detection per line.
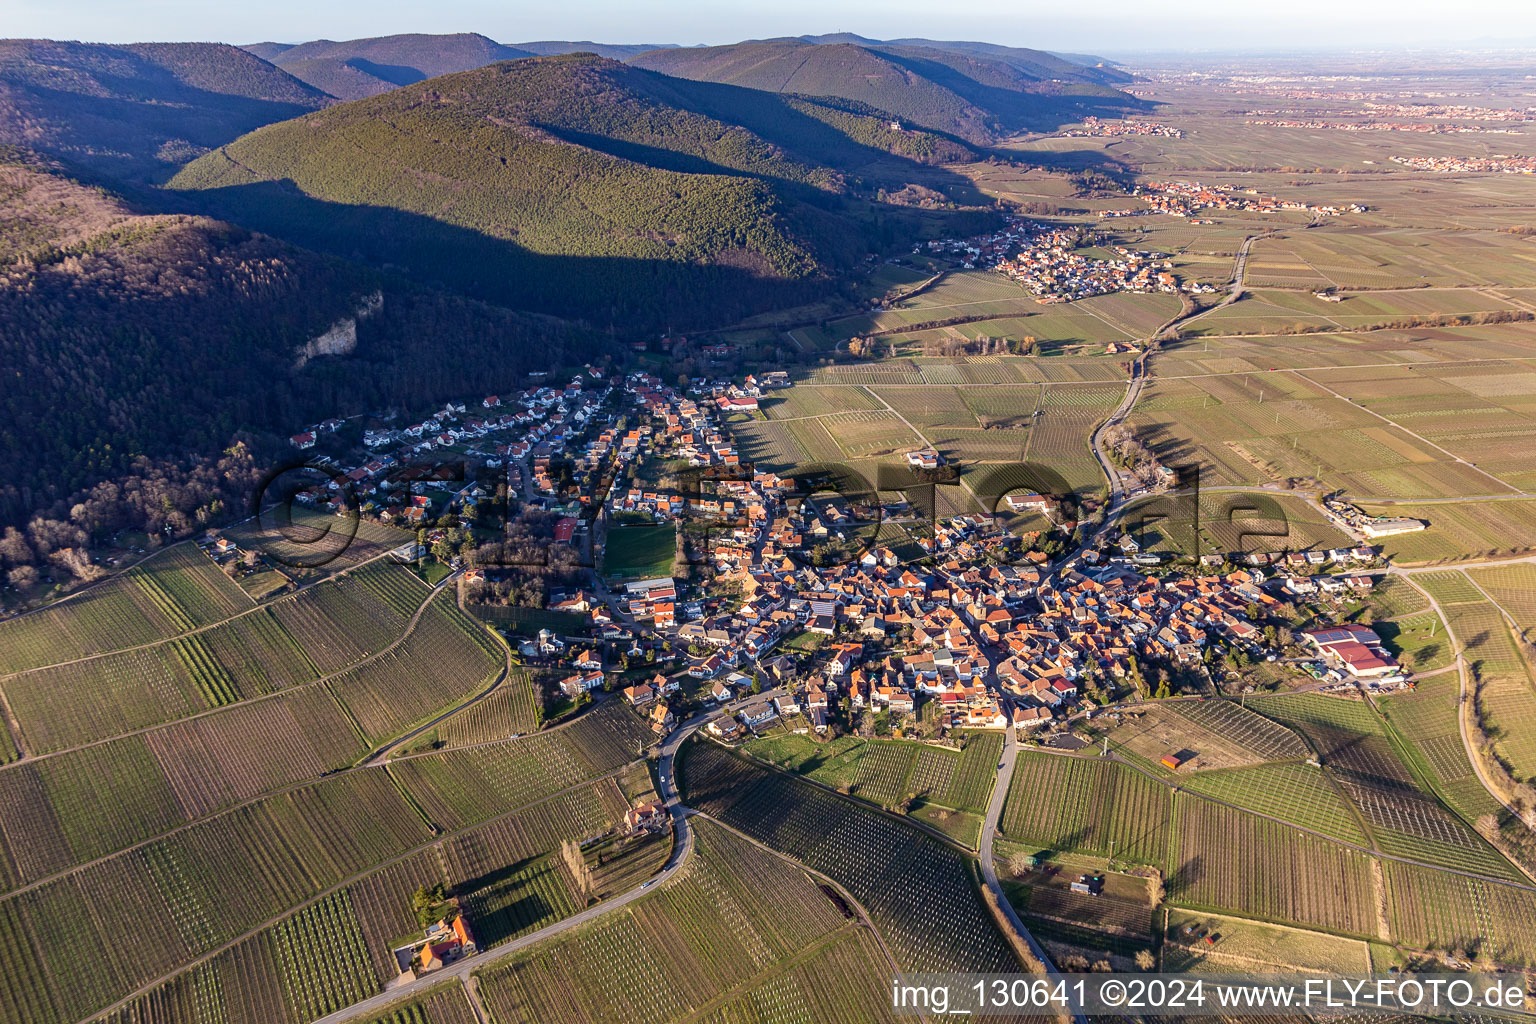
xmin=327 ymin=594 xmax=504 ymax=746
xmin=0 ymin=765 xmax=431 ymax=1024
xmin=0 ymin=543 xmax=250 ymax=675
xmin=1247 ymin=694 xmax=1419 ymax=789
xmin=744 ymin=733 xmax=997 ymax=819
xmin=556 ymin=702 xmax=654 ymax=773
xmin=1161 ymin=700 xmax=1307 ymax=762
xmin=432 ymin=667 xmax=541 ymax=747
xmin=680 ymin=740 xmax=1020 ymax=975
xmin=90 ymin=779 xmax=637 ymax=1024
xmin=1384 ymin=861 xmax=1536 ymax=966
xmin=0 ymin=559 xmax=428 ymax=755
xmin=1000 ymin=751 xmax=1171 ymax=865
xmin=348 ymin=986 xmax=479 ymax=1024
xmin=1171 ymin=798 xmax=1379 ymax=936
xmin=392 ymin=704 xmax=647 ymax=834
xmin=1376 ymin=675 xmax=1502 ymax=822
xmin=473 ymin=819 xmax=878 ymax=1024
xmin=268 ymin=890 xmax=378 ymax=1021
xmin=1179 ymin=763 xmax=1368 ymax=845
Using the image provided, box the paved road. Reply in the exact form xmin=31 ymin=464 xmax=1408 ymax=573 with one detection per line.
xmin=1387 ymin=568 xmax=1527 ymax=827
xmin=309 ymin=696 xmax=789 ymax=1024
xmin=977 ymin=725 xmax=1086 ymax=1022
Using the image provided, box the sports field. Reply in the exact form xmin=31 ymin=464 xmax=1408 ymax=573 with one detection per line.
xmin=602 ymin=524 xmax=675 ymax=580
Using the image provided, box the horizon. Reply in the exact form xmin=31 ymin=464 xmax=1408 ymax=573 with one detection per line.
xmin=8 ymin=0 xmax=1536 ymax=54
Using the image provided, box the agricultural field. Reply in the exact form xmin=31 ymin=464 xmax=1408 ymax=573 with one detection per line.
xmin=1163 ymin=909 xmax=1372 ymax=974
xmin=1375 ymin=674 xmax=1502 ymax=822
xmin=0 ymin=561 xmax=420 ymax=752
xmin=741 ymin=733 xmax=997 ymax=841
xmin=219 ymin=508 xmax=411 ymax=582
xmin=1467 ymin=563 xmax=1536 ymax=634
xmin=1247 ymin=691 xmax=1523 ymax=877
xmin=0 ymin=706 xmax=656 ymax=1024
xmin=0 ymin=543 xmax=251 ymax=675
xmin=1403 ymin=574 xmax=1536 ymax=778
xmin=1180 ymin=762 xmax=1369 ymax=845
xmin=473 ymin=820 xmax=894 ymax=1024
xmin=1365 ymin=614 xmax=1453 ymax=678
xmin=759 ymin=384 xmax=880 ymax=419
xmin=325 ymin=593 xmax=504 ymax=747
xmin=0 ymin=561 xmax=429 ymax=753
xmin=680 ymin=739 xmax=1021 ymax=975
xmin=1128 ymin=366 xmax=1507 ymax=500
xmin=1125 ymin=490 xmax=1349 ymax=558
xmin=1159 ymin=700 xmax=1308 ymax=762
xmin=0 ymin=767 xmax=432 ymax=1024
xmin=1385 ymin=861 xmax=1536 ymax=966
xmin=391 ymin=705 xmax=648 ymax=834
xmin=430 ymin=667 xmax=541 ymax=747
xmin=1000 ymin=751 xmax=1172 ymax=866
xmin=1171 ymin=798 xmax=1380 ymax=936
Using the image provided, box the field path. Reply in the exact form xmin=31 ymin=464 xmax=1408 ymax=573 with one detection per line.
xmin=300 ymin=700 xmax=784 ymax=1024
xmin=1389 ymin=569 xmax=1528 ymax=826
xmin=979 ymin=724 xmax=1086 ymax=1023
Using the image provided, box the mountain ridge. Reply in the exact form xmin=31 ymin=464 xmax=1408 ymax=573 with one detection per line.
xmin=628 ymin=38 xmax=1141 ymax=143
xmin=0 ymin=39 xmax=332 ymax=179
xmin=169 ymin=53 xmax=996 ymax=331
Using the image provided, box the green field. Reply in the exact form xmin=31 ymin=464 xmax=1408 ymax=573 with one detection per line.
xmin=602 ymin=524 xmax=675 ymax=580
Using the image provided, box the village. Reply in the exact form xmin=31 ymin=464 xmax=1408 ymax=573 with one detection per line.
xmin=920 ymin=216 xmax=1213 ymax=301
xmin=1099 ymin=180 xmax=1365 ymax=219
xmin=262 ymin=358 xmax=1416 ymax=764
xmin=1245 ymin=118 xmax=1520 ymax=134
xmin=1057 ymin=116 xmax=1184 ymax=138
xmin=1390 ymin=154 xmax=1536 ymax=174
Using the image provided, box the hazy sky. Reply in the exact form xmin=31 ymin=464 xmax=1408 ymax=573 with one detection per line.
xmin=6 ymin=0 xmax=1536 ymax=52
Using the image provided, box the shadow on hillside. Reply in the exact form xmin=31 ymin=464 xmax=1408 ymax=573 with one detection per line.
xmin=872 ymin=48 xmax=1152 ymax=135
xmin=166 ymin=177 xmax=992 ymax=335
xmin=11 ymin=62 xmax=326 ymax=184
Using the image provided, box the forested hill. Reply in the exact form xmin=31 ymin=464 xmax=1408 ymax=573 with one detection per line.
xmin=0 ymin=151 xmax=590 ymax=521
xmin=0 ymin=39 xmax=331 ymax=181
xmin=170 ymin=54 xmax=996 ymax=332
xmin=515 ymin=40 xmax=681 ymax=60
xmin=629 ymin=39 xmax=1141 ymax=143
xmin=241 ymin=33 xmax=535 ymax=101
xmin=795 ymin=34 xmax=1133 ymax=84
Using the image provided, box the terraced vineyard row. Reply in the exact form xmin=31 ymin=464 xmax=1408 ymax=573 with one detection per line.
xmin=1385 ymin=861 xmax=1536 ymax=966
xmin=433 ymin=668 xmax=541 ymax=747
xmin=391 ymin=730 xmax=597 ymax=832
xmin=948 ymin=732 xmax=1003 ymax=812
xmin=0 ymin=681 xmax=371 ymax=885
xmin=1180 ymin=762 xmax=1368 ymax=845
xmin=0 ymin=768 xmax=429 ymax=1024
xmin=1163 ymin=699 xmax=1307 ymax=761
xmin=0 ymin=704 xmax=650 ymax=1024
xmin=328 ymin=595 xmax=504 ymax=746
xmin=681 ymin=740 xmax=1019 ymax=975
